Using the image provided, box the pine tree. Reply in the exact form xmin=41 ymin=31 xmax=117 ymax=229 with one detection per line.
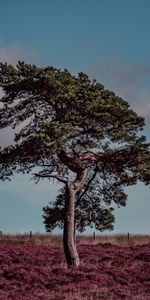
xmin=0 ymin=61 xmax=150 ymax=267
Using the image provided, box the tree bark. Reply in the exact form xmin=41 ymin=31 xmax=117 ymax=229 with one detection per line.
xmin=63 ymin=168 xmax=87 ymax=268
xmin=63 ymin=185 xmax=80 ymax=267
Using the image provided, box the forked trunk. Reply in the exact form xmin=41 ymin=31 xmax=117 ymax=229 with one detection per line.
xmin=63 ymin=186 xmax=80 ymax=267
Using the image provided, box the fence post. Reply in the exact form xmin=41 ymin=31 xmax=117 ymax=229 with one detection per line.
xmin=0 ymin=230 xmax=2 ymax=236
xmin=127 ymin=232 xmax=129 ymax=241
xmin=30 ymin=231 xmax=32 ymax=238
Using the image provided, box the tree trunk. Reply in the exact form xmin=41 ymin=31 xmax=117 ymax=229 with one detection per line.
xmin=74 ymin=219 xmax=76 ymax=245
xmin=63 ymin=168 xmax=88 ymax=268
xmin=63 ymin=185 xmax=80 ymax=267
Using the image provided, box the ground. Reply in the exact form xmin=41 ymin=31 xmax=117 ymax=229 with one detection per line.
xmin=0 ymin=238 xmax=150 ymax=299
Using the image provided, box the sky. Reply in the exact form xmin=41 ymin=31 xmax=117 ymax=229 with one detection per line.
xmin=0 ymin=0 xmax=150 ymax=234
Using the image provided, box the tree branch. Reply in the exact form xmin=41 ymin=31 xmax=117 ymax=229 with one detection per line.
xmin=76 ymin=166 xmax=98 ymax=205
xmin=33 ymin=173 xmax=67 ymax=185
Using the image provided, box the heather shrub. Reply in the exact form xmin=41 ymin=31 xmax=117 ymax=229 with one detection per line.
xmin=0 ymin=241 xmax=150 ymax=299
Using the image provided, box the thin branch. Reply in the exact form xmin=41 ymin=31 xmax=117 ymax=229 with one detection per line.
xmin=33 ymin=173 xmax=67 ymax=185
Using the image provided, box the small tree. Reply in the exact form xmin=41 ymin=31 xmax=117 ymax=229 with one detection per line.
xmin=0 ymin=61 xmax=150 ymax=267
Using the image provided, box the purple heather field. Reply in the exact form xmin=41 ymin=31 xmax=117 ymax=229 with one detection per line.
xmin=0 ymin=241 xmax=150 ymax=299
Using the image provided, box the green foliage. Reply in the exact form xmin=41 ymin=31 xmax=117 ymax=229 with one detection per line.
xmin=0 ymin=61 xmax=150 ymax=232
xmin=43 ymin=186 xmax=115 ymax=233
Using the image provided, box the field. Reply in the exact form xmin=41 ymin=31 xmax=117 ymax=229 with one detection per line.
xmin=0 ymin=234 xmax=150 ymax=299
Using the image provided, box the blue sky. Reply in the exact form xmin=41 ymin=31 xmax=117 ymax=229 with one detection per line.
xmin=0 ymin=0 xmax=150 ymax=234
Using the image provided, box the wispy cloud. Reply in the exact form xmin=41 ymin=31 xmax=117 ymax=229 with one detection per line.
xmin=88 ymin=58 xmax=150 ymax=125
xmin=0 ymin=41 xmax=39 ymax=65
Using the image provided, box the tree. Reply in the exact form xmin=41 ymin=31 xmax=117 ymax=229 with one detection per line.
xmin=0 ymin=61 xmax=150 ymax=267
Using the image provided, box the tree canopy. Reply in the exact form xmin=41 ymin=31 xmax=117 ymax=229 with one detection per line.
xmin=0 ymin=61 xmax=150 ymax=231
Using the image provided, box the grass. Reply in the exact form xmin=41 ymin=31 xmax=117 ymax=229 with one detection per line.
xmin=0 ymin=232 xmax=150 ymax=246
